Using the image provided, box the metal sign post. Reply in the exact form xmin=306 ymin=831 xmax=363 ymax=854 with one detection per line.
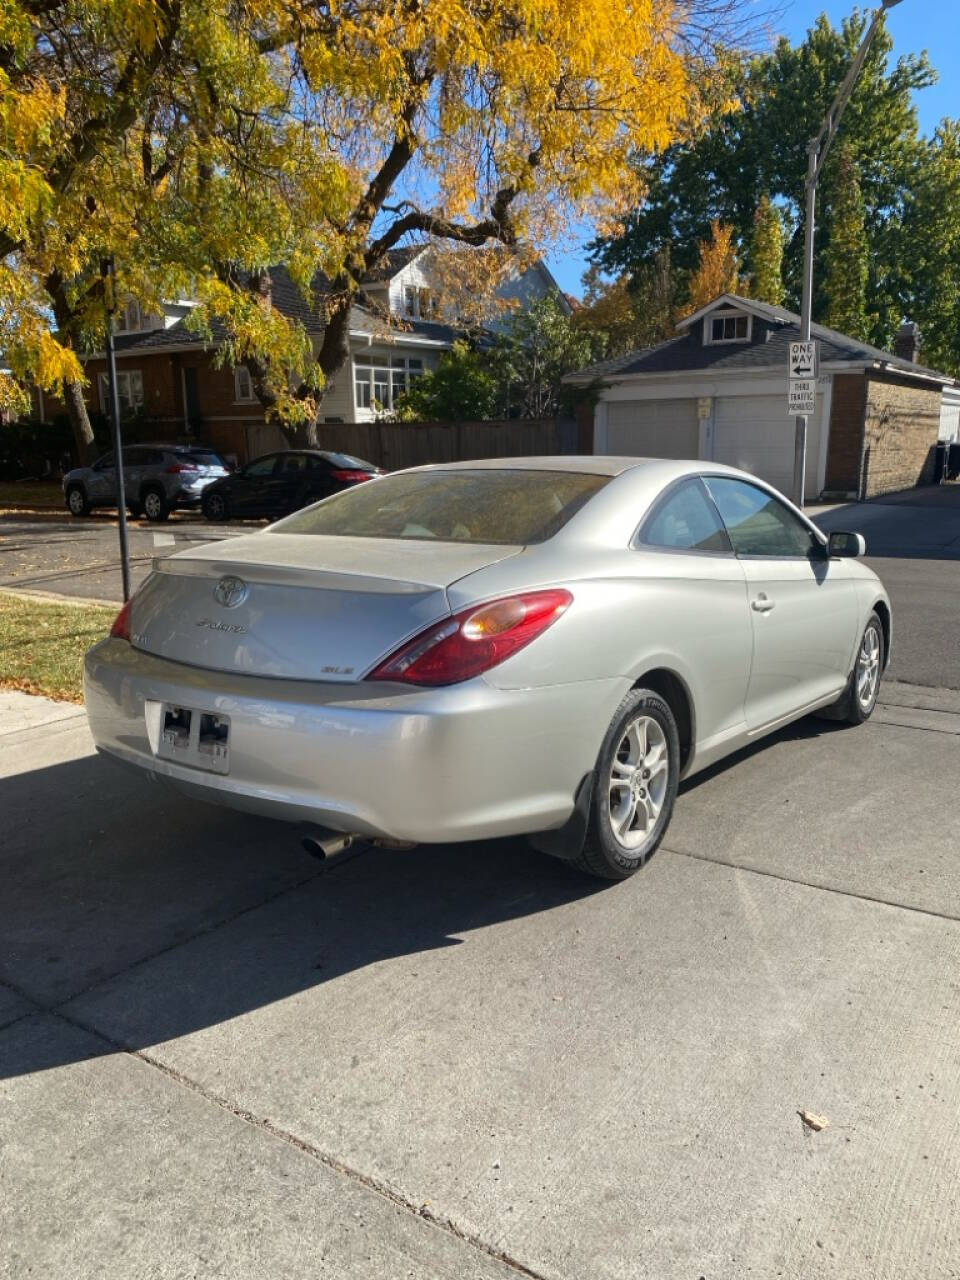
xmin=102 ymin=257 xmax=132 ymax=601
xmin=791 ymin=0 xmax=903 ymax=509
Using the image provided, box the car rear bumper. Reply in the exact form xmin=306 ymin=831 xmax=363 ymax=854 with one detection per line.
xmin=83 ymin=639 xmax=626 ymax=842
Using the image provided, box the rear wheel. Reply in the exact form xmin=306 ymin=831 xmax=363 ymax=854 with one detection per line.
xmin=202 ymin=490 xmax=229 ymax=522
xmin=141 ymin=486 xmax=170 ymax=522
xmin=572 ymin=689 xmax=680 ymax=881
xmin=65 ymin=484 xmax=91 ymax=517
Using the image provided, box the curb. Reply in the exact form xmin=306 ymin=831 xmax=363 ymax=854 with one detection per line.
xmin=0 ymin=586 xmax=117 ymax=610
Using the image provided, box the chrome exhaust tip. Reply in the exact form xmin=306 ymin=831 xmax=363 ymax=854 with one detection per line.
xmin=300 ymin=831 xmax=356 ymax=861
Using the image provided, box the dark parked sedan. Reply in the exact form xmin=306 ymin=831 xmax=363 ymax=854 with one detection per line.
xmin=201 ymin=450 xmax=382 ymax=521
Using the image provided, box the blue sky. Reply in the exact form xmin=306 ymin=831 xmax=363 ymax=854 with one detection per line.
xmin=546 ymin=0 xmax=958 ymax=297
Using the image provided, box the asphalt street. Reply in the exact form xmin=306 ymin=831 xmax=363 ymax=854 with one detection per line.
xmin=3 ymin=681 xmax=960 ymax=1279
xmin=0 ymin=512 xmax=254 ymax=602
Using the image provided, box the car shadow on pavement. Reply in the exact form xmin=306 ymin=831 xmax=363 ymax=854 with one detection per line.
xmin=677 ymin=714 xmax=847 ymax=796
xmin=0 ymin=752 xmax=610 ymax=1081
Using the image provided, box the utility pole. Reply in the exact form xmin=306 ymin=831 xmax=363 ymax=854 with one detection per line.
xmin=792 ymin=0 xmax=903 ymax=508
xmin=102 ymin=257 xmax=132 ymax=601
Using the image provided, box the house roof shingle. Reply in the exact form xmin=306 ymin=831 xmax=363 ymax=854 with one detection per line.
xmin=94 ymin=252 xmax=452 ymax=358
xmin=568 ymin=294 xmax=955 ymax=386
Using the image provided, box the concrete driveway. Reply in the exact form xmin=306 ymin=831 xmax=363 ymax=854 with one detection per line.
xmin=3 ymin=682 xmax=960 ymax=1280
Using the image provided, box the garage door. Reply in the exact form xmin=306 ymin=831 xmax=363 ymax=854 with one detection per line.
xmin=604 ymin=398 xmax=699 ymax=460
xmin=713 ymin=394 xmax=822 ymax=500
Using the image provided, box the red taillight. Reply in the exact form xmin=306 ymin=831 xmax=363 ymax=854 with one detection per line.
xmin=330 ymin=469 xmax=373 ymax=483
xmin=367 ymin=589 xmax=573 ymax=686
xmin=110 ymin=598 xmax=132 ymax=641
xmin=165 ymin=462 xmax=198 ymax=473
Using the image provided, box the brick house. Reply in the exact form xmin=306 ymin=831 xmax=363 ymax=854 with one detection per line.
xmin=566 ymin=293 xmax=959 ymax=501
xmin=30 ymin=249 xmax=569 ymax=465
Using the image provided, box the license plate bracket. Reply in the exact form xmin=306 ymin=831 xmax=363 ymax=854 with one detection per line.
xmin=156 ymin=704 xmax=230 ymax=774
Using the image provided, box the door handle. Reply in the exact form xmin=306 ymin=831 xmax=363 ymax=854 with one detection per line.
xmin=751 ymin=594 xmax=776 ymax=613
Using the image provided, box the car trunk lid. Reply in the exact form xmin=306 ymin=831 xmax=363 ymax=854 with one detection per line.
xmin=130 ymin=533 xmax=522 ymax=681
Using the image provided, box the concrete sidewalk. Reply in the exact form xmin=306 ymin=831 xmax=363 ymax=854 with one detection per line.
xmin=2 ymin=688 xmax=960 ymax=1279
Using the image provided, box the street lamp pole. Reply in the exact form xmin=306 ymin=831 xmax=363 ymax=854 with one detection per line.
xmin=102 ymin=257 xmax=132 ymax=601
xmin=791 ymin=0 xmax=903 ymax=508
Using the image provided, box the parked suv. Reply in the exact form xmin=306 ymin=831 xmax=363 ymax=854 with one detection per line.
xmin=63 ymin=444 xmax=230 ymax=522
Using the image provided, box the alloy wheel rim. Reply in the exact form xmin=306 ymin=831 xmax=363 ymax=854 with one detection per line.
xmin=208 ymin=495 xmax=224 ymax=517
xmin=69 ymin=490 xmax=83 ymax=513
xmin=145 ymin=492 xmax=161 ymax=517
xmin=608 ymin=715 xmax=669 ymax=850
xmin=857 ymin=624 xmax=881 ymax=708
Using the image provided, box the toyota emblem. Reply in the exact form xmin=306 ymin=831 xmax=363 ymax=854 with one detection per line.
xmin=214 ymin=575 xmax=249 ymax=609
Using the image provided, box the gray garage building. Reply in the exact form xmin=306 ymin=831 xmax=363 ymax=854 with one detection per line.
xmin=566 ymin=294 xmax=958 ymax=501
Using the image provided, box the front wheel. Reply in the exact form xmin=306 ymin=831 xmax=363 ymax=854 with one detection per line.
xmin=572 ymin=689 xmax=680 ymax=881
xmin=65 ymin=484 xmax=91 ymax=517
xmin=817 ymin=611 xmax=884 ymax=725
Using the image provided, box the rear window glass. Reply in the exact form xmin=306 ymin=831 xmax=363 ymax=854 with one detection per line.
xmin=177 ymin=449 xmax=225 ymax=467
xmin=318 ymin=451 xmax=373 ymax=469
xmin=270 ymin=469 xmax=610 ymax=544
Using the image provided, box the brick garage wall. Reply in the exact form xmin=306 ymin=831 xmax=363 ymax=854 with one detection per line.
xmin=861 ymin=372 xmax=941 ymax=498
xmin=825 ymin=374 xmax=866 ymax=493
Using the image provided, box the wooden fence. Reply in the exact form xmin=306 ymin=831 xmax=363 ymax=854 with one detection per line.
xmin=313 ymin=417 xmax=576 ymax=470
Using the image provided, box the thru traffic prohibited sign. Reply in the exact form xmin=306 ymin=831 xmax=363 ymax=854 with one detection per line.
xmin=789 ymin=341 xmax=817 ymax=378
xmin=788 ymin=378 xmax=816 ymax=415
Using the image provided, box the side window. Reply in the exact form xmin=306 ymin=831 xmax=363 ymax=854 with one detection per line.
xmin=94 ymin=453 xmax=115 ymax=470
xmin=279 ymin=454 xmax=309 ymax=475
xmin=639 ymin=478 xmax=731 ymax=553
xmin=244 ymin=454 xmax=279 ymax=478
xmin=705 ymin=477 xmax=817 ymax=558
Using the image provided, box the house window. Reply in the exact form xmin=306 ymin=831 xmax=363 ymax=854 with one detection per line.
xmin=354 ymin=355 xmax=425 ymax=412
xmin=234 ymin=365 xmax=256 ymax=402
xmin=401 ymin=287 xmax=437 ymax=320
xmin=117 ymin=300 xmax=143 ymax=333
xmin=98 ymin=369 xmax=144 ymax=417
xmin=709 ymin=313 xmax=751 ymax=343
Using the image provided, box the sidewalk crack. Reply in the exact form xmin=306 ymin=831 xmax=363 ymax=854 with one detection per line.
xmin=663 ymin=846 xmax=960 ymax=925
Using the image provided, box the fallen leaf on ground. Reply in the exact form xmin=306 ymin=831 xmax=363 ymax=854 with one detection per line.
xmin=798 ymin=1110 xmax=830 ymax=1131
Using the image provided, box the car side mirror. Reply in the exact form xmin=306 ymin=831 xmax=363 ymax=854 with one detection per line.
xmin=827 ymin=530 xmax=866 ymax=558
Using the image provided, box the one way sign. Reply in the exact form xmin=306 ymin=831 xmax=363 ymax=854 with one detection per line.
xmin=789 ymin=341 xmax=817 ymax=378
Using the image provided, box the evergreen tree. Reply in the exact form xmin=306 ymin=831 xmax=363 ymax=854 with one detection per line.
xmin=822 ymin=146 xmax=868 ymax=338
xmin=748 ymin=197 xmax=786 ymax=305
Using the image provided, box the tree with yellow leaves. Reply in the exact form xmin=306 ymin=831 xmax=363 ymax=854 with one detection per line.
xmin=685 ymin=220 xmax=741 ymax=313
xmin=2 ymin=0 xmax=736 ymax=454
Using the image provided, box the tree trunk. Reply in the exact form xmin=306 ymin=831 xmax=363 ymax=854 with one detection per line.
xmin=44 ymin=270 xmax=98 ymax=464
xmin=281 ymin=293 xmax=354 ymax=449
xmin=62 ymin=377 xmax=98 ymax=464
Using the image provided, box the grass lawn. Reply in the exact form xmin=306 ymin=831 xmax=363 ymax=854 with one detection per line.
xmin=0 ymin=480 xmax=63 ymax=509
xmin=0 ymin=591 xmax=116 ymax=702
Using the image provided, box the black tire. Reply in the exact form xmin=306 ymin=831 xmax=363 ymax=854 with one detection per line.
xmin=818 ymin=611 xmax=884 ymax=725
xmin=141 ymin=486 xmax=171 ymax=522
xmin=202 ymin=490 xmax=230 ymax=522
xmin=572 ymin=688 xmax=681 ymax=881
xmin=65 ymin=484 xmax=91 ymax=517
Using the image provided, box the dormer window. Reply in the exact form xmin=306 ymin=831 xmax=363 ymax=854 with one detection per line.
xmin=117 ymin=299 xmax=144 ymax=333
xmin=709 ymin=311 xmax=751 ymax=343
xmin=402 ymin=285 xmax=438 ymax=320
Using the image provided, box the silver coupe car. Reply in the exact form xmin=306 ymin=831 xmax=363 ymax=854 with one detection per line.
xmin=84 ymin=458 xmax=890 ymax=880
